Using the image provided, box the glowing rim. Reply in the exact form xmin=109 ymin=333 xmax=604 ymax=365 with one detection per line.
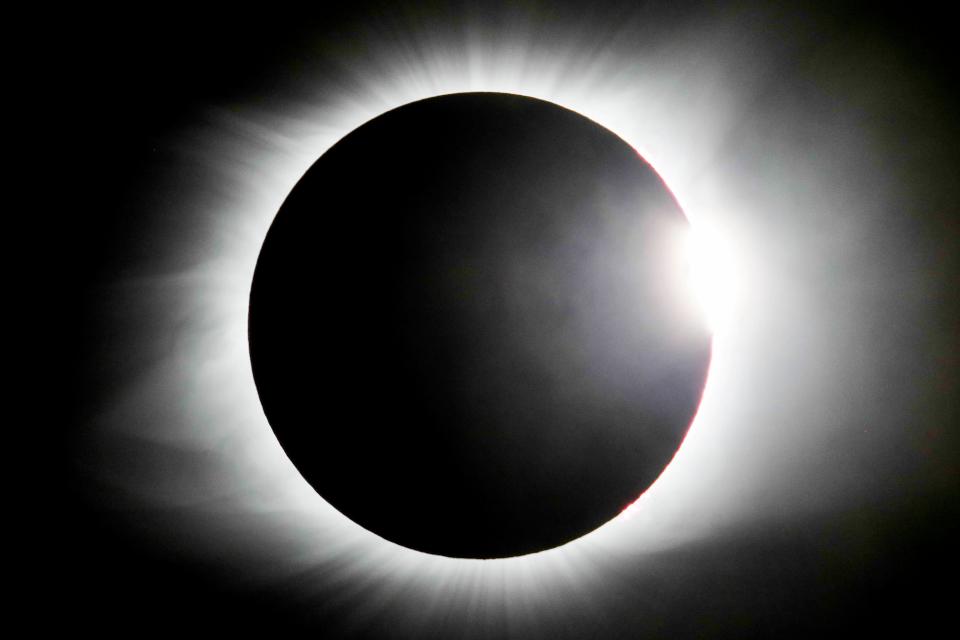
xmin=247 ymin=90 xmax=724 ymax=558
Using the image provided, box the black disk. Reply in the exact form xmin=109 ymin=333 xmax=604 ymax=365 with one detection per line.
xmin=249 ymin=93 xmax=711 ymax=558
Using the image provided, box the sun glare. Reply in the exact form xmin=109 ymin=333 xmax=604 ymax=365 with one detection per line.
xmin=682 ymin=222 xmax=738 ymax=335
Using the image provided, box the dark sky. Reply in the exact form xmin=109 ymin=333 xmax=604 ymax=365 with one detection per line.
xmin=51 ymin=2 xmax=958 ymax=636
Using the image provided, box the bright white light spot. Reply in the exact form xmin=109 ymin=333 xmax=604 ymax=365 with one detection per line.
xmin=682 ymin=222 xmax=738 ymax=335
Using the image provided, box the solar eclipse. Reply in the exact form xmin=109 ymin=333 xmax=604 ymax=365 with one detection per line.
xmin=65 ymin=3 xmax=959 ymax=635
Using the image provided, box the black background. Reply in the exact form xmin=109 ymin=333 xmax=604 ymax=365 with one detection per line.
xmin=47 ymin=1 xmax=959 ymax=636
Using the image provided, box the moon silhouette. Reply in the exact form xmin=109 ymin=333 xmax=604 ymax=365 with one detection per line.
xmin=249 ymin=92 xmax=711 ymax=558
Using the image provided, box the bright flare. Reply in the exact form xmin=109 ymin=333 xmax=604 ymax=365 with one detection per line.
xmin=683 ymin=223 xmax=738 ymax=335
